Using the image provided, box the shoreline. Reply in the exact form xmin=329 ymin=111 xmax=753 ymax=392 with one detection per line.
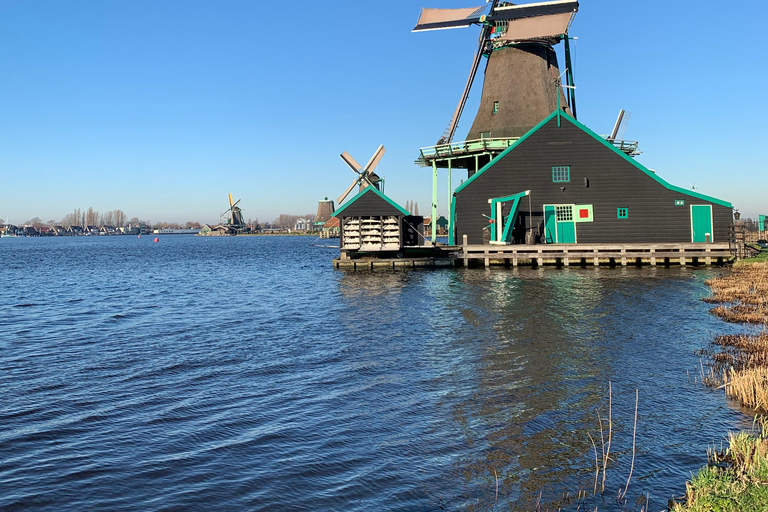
xmin=672 ymin=256 xmax=768 ymax=510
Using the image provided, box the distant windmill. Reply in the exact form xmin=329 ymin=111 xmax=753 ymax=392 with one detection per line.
xmin=413 ymin=0 xmax=579 ymax=143
xmin=336 ymin=145 xmax=386 ymax=205
xmin=223 ymin=193 xmax=245 ymax=228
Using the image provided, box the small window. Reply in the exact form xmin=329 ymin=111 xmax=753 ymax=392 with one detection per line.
xmin=492 ymin=101 xmax=499 ymax=114
xmin=556 ymin=205 xmax=573 ymax=222
xmin=675 ymin=199 xmax=685 ymax=206
xmin=479 ymin=131 xmax=491 ymax=139
xmin=617 ymin=207 xmax=628 ymax=219
xmin=552 ymin=166 xmax=570 ymax=182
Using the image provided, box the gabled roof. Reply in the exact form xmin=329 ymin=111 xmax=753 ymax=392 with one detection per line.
xmin=332 ymin=186 xmax=409 ymax=217
xmin=454 ymin=110 xmax=732 ymax=208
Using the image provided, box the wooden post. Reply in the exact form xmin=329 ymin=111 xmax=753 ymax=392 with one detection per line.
xmin=463 ymin=234 xmax=468 ymax=267
xmin=537 ymin=247 xmax=543 ymax=267
xmin=621 ymin=247 xmax=627 ymax=266
xmin=564 ymin=247 xmax=570 ymax=267
xmin=706 ymin=246 xmax=712 ymax=265
xmin=512 ymin=247 xmax=518 ymax=267
xmin=650 ymin=248 xmax=656 ymax=266
xmin=484 ymin=248 xmax=490 ymax=267
xmin=593 ymin=248 xmax=599 ymax=267
xmin=680 ymin=247 xmax=686 ymax=266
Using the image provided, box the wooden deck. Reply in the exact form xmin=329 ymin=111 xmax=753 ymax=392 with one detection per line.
xmin=333 ymin=239 xmax=734 ymax=270
xmin=457 ymin=239 xmax=733 ymax=267
xmin=333 ymin=257 xmax=454 ymax=270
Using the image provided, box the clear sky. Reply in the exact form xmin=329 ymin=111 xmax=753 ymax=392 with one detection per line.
xmin=1 ymin=0 xmax=766 ymax=225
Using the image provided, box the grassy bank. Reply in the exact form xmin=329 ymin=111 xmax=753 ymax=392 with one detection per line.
xmin=672 ymin=262 xmax=768 ymax=511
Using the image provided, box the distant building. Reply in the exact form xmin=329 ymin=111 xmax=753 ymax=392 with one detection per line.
xmin=293 ymin=218 xmax=314 ymax=231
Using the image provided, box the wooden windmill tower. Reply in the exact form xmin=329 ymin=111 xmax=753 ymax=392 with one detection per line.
xmin=413 ymin=0 xmax=579 ymax=143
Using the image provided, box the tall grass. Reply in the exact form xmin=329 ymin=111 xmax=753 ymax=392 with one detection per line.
xmin=674 ymin=263 xmax=768 ymax=510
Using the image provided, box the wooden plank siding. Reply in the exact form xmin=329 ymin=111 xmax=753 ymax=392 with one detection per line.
xmin=454 ymin=114 xmax=732 ymax=245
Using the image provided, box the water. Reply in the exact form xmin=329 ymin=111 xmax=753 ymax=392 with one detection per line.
xmin=0 ymin=236 xmax=751 ymax=511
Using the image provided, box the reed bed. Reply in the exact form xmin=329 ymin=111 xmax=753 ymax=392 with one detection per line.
xmin=704 ymin=263 xmax=768 ymax=324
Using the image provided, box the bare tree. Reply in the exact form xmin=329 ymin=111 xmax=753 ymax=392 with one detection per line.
xmin=274 ymin=214 xmax=300 ymax=229
xmin=83 ymin=207 xmax=99 ymax=227
xmin=101 ymin=211 xmax=115 ymax=227
xmin=414 ymin=202 xmax=419 ymax=216
xmin=114 ymin=209 xmax=126 ymax=228
xmin=25 ymin=217 xmax=44 ymax=227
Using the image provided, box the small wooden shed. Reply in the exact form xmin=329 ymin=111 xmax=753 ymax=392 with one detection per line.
xmin=333 ymin=187 xmax=424 ymax=252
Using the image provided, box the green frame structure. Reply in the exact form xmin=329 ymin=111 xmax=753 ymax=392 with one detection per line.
xmin=488 ymin=190 xmax=530 ymax=244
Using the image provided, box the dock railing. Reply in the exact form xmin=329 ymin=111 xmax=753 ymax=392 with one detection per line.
xmin=458 ymin=236 xmax=731 ymax=267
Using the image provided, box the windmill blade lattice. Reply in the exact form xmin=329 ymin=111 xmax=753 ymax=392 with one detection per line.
xmin=336 ymin=145 xmax=386 ymax=205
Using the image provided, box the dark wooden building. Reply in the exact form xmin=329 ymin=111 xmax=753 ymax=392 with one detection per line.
xmin=452 ymin=111 xmax=733 ymax=245
xmin=333 ymin=187 xmax=424 ymax=252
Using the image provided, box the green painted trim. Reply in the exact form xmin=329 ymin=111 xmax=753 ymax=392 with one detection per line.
xmin=332 ymin=186 xmax=409 ymax=217
xmin=449 ymin=195 xmax=456 ymax=245
xmin=453 ymin=110 xmax=733 ymax=208
xmin=454 ymin=111 xmax=558 ymax=195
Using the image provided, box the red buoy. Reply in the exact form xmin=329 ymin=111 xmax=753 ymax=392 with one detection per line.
xmin=154 ymin=237 xmax=159 ymax=243
xmin=138 ymin=235 xmax=141 ymax=239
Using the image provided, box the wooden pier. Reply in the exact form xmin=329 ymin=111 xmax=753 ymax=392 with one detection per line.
xmin=457 ymin=236 xmax=732 ymax=267
xmin=334 ymin=238 xmax=734 ymax=270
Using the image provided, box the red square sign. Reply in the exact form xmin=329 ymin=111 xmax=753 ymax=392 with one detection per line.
xmin=579 ymin=209 xmax=589 ymax=218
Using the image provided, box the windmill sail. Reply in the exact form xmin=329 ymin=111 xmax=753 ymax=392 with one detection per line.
xmin=412 ymin=6 xmax=487 ymax=31
xmin=495 ymin=12 xmax=575 ymax=42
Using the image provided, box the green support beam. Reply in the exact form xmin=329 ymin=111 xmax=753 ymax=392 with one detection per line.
xmin=431 ymin=160 xmax=438 ymax=242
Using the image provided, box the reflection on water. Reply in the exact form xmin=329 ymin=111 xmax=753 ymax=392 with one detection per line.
xmin=0 ymin=237 xmax=751 ymax=511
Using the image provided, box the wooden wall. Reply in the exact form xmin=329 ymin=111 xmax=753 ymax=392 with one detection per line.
xmin=455 ymin=116 xmax=733 ymax=244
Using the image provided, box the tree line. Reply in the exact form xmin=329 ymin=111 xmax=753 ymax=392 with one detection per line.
xmin=3 ymin=209 xmax=319 ymax=231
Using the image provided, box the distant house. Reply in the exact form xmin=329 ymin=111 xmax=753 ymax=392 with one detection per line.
xmin=293 ymin=218 xmax=314 ymax=231
xmin=322 ymin=216 xmax=340 ymax=238
xmin=70 ymin=225 xmax=84 ymax=236
xmin=196 ymin=224 xmax=236 ymax=236
xmin=86 ymin=226 xmax=99 ymax=235
xmin=100 ymin=225 xmax=117 ymax=235
xmin=51 ymin=225 xmax=70 ymax=236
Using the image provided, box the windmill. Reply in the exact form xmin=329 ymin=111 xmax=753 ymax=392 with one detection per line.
xmin=222 ymin=193 xmax=245 ymax=228
xmin=413 ymin=0 xmax=579 ymax=143
xmin=336 ymin=145 xmax=386 ymax=205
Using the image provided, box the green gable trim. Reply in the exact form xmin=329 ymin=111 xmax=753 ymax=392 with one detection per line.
xmin=454 ymin=110 xmax=733 ymax=208
xmin=454 ymin=111 xmax=556 ymax=195
xmin=332 ymin=186 xmax=409 ymax=217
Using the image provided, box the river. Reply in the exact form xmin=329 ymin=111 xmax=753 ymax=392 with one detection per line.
xmin=0 ymin=235 xmax=749 ymax=511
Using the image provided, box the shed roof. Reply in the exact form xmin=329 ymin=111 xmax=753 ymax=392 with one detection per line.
xmin=455 ymin=110 xmax=732 ymax=208
xmin=333 ymin=186 xmax=409 ymax=217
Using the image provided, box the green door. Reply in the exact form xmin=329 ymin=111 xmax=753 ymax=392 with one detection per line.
xmin=691 ymin=205 xmax=713 ymax=242
xmin=544 ymin=204 xmax=576 ymax=243
xmin=544 ymin=205 xmax=556 ymax=243
xmin=555 ymin=205 xmax=576 ymax=243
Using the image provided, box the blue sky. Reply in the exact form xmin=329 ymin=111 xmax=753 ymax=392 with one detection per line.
xmin=1 ymin=0 xmax=766 ymax=224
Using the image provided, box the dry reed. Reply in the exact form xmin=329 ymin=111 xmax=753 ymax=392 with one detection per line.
xmin=704 ymin=263 xmax=768 ymax=324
